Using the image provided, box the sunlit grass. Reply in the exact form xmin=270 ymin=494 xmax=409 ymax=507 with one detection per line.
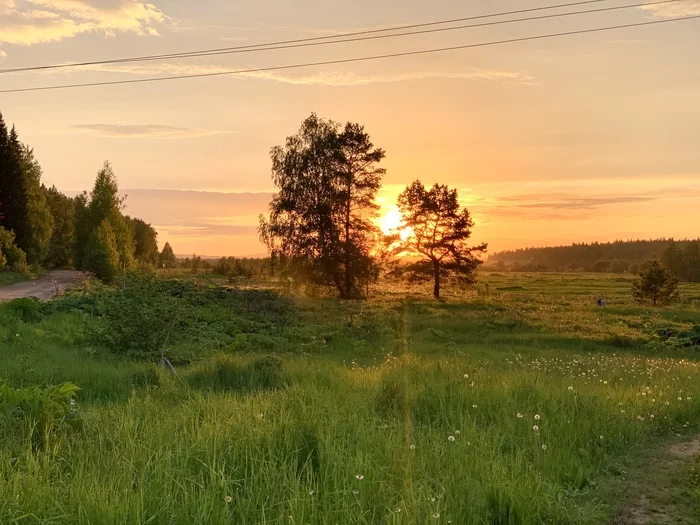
xmin=1 ymin=273 xmax=699 ymax=523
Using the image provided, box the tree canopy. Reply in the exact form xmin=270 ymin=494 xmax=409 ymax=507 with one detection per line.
xmin=259 ymin=113 xmax=385 ymax=298
xmin=0 ymin=113 xmax=53 ymax=266
xmin=389 ymin=181 xmax=487 ymax=299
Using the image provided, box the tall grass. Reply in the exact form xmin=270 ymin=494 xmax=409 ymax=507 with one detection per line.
xmin=1 ymin=274 xmax=699 ymax=523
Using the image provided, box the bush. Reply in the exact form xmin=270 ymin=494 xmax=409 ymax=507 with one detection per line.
xmin=3 ymin=297 xmax=43 ymax=322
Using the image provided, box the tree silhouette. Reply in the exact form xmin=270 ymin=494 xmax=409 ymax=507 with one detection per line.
xmin=390 ymin=181 xmax=487 ymax=299
xmin=259 ymin=113 xmax=385 ymax=298
xmin=632 ymin=260 xmax=679 ymax=307
xmin=0 ymin=114 xmax=53 ymax=265
xmin=159 ymin=242 xmax=178 ymax=268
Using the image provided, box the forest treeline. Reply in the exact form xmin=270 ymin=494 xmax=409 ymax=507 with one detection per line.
xmin=0 ymin=112 xmax=170 ymax=282
xmin=489 ymin=239 xmax=700 ymax=282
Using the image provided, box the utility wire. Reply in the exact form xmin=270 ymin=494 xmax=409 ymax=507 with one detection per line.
xmin=6 ymin=0 xmax=675 ymax=72
xmin=1 ymin=15 xmax=698 ymax=94
xmin=0 ymin=0 xmax=674 ymax=75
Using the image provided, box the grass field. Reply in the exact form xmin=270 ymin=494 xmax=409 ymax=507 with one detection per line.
xmin=1 ymin=272 xmax=700 ymax=524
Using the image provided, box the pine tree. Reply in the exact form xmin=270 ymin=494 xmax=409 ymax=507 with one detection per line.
xmin=632 ymin=260 xmax=679 ymax=307
xmin=159 ymin=242 xmax=178 ymax=268
xmin=0 ymin=114 xmax=53 ymax=266
xmin=390 ymin=181 xmax=487 ymax=299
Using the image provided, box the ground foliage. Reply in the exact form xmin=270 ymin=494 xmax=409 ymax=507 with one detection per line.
xmin=0 ymin=273 xmax=699 ymax=523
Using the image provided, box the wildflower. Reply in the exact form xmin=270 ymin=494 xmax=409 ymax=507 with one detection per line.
xmin=430 ymin=497 xmax=436 ymax=502
xmin=355 ymin=474 xmax=364 ymax=481
xmin=542 ymin=445 xmax=547 ymax=450
xmin=410 ymin=444 xmax=416 ymax=450
xmin=678 ymin=397 xmax=683 ymax=401
xmin=665 ymin=401 xmax=670 ymax=406
xmin=533 ymin=425 xmax=539 ymax=431
xmin=433 ymin=513 xmax=440 ymax=519
xmin=464 ymin=374 xmax=469 ymax=379
xmin=448 ymin=436 xmax=456 ymax=442
xmin=224 ymin=496 xmax=232 ymax=503
xmin=352 ymin=490 xmax=359 ymax=495
xmin=15 ymin=334 xmax=19 ymax=337
xmin=472 ymin=404 xmax=478 ymax=408
xmin=309 ymin=490 xmax=315 ymax=496
xmin=568 ymin=386 xmax=573 ymax=391
xmin=455 ymin=430 xmax=461 ymax=435
xmin=517 ymin=413 xmax=523 ymax=418
xmin=534 ymin=414 xmax=541 ymax=420
xmin=600 ymin=435 xmax=604 ymax=440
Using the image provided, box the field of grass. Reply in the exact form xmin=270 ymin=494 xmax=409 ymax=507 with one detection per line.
xmin=1 ymin=272 xmax=700 ymax=524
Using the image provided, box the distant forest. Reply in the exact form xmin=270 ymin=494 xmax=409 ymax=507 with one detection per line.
xmin=488 ymin=239 xmax=700 ymax=281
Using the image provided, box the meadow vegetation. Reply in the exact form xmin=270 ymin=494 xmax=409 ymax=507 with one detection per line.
xmin=2 ymin=272 xmax=700 ymax=523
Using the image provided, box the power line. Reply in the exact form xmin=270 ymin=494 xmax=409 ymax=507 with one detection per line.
xmin=2 ymin=15 xmax=698 ymax=94
xmin=11 ymin=0 xmax=674 ymax=72
xmin=0 ymin=0 xmax=669 ymax=75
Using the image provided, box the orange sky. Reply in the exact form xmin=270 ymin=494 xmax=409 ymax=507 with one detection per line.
xmin=1 ymin=0 xmax=699 ymax=256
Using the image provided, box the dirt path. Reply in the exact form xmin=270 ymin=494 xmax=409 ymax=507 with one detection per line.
xmin=615 ymin=435 xmax=700 ymax=524
xmin=0 ymin=270 xmax=86 ymax=302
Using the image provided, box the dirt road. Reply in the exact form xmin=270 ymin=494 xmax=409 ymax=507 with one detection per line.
xmin=0 ymin=270 xmax=86 ymax=302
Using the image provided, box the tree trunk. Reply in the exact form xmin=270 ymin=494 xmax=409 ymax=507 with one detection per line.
xmin=433 ymin=260 xmax=440 ymax=299
xmin=344 ymin=174 xmax=352 ymax=298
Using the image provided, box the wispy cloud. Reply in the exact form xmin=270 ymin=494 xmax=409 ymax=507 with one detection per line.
xmin=69 ymin=123 xmax=232 ymax=139
xmin=640 ymin=0 xmax=700 ymax=17
xmin=34 ymin=60 xmax=538 ymax=87
xmin=471 ymin=186 xmax=700 ymax=221
xmin=603 ymin=39 xmax=649 ymax=45
xmin=0 ymin=0 xmax=166 ymax=45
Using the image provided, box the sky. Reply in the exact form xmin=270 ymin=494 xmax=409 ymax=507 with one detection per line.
xmin=1 ymin=0 xmax=699 ymax=257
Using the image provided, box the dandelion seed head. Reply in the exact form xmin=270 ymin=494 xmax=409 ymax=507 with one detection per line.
xmin=448 ymin=435 xmax=456 ymax=442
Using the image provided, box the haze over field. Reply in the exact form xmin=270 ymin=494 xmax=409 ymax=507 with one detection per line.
xmin=2 ymin=0 xmax=700 ymax=255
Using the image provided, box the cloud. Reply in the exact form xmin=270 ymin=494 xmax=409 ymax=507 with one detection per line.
xmin=640 ymin=0 xmax=700 ymax=17
xmin=471 ymin=186 xmax=700 ymax=221
xmin=0 ymin=0 xmax=166 ymax=45
xmin=603 ymin=39 xmax=649 ymax=45
xmin=496 ymin=193 xmax=654 ymax=210
xmin=70 ymin=123 xmax=232 ymax=138
xmin=42 ymin=60 xmax=538 ymax=87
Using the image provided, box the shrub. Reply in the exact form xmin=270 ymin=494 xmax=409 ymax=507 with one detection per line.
xmin=4 ymin=297 xmax=43 ymax=322
xmin=632 ymin=260 xmax=679 ymax=307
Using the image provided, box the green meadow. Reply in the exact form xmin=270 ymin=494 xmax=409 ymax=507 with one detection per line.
xmin=2 ymin=272 xmax=700 ymax=524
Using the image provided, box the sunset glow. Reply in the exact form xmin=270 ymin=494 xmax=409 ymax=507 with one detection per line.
xmin=0 ymin=0 xmax=698 ymax=256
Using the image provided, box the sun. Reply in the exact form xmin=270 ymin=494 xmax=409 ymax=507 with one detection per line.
xmin=378 ymin=206 xmax=402 ymax=235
